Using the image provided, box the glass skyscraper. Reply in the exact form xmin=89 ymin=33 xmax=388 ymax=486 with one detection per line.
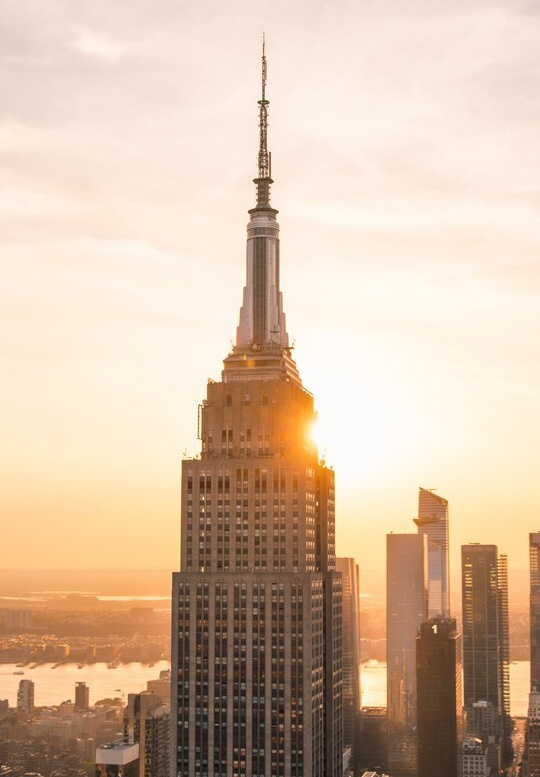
xmin=416 ymin=618 xmax=463 ymax=777
xmin=414 ymin=488 xmax=450 ymax=619
xmin=530 ymin=532 xmax=540 ymax=692
xmin=386 ymin=533 xmax=428 ymax=777
xmin=461 ymin=544 xmax=511 ymax=766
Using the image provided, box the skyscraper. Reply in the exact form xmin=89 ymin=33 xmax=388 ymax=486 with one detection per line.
xmin=336 ymin=558 xmax=361 ymax=768
xmin=171 ymin=45 xmax=343 ymax=777
xmin=359 ymin=708 xmax=387 ymax=775
xmin=16 ymin=678 xmax=34 ymax=715
xmin=416 ymin=618 xmax=463 ymax=777
xmin=530 ymin=532 xmax=540 ymax=692
xmin=386 ymin=533 xmax=428 ymax=777
xmin=461 ymin=544 xmax=511 ymax=765
xmin=414 ymin=488 xmax=450 ymax=618
xmin=124 ymin=692 xmax=170 ymax=777
xmin=525 ymin=692 xmax=540 ymax=777
xmin=75 ymin=681 xmax=90 ymax=712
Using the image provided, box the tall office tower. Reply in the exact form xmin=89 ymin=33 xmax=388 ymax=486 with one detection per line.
xmin=16 ymin=679 xmax=34 ymax=714
xmin=171 ymin=46 xmax=343 ymax=777
xmin=530 ymin=533 xmax=540 ymax=692
xmin=416 ymin=618 xmax=463 ymax=777
xmin=386 ymin=533 xmax=428 ymax=777
xmin=525 ymin=692 xmax=540 ymax=777
xmin=124 ymin=692 xmax=170 ymax=777
xmin=414 ymin=487 xmax=450 ymax=618
xmin=336 ymin=558 xmax=361 ymax=769
xmin=498 ymin=553 xmax=510 ymax=748
xmin=75 ymin=681 xmax=90 ymax=711
xmin=461 ymin=544 xmax=511 ymax=766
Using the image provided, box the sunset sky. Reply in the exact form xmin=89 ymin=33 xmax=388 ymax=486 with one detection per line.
xmin=2 ymin=0 xmax=540 ymax=574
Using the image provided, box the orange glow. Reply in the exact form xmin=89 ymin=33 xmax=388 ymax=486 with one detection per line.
xmin=2 ymin=3 xmax=540 ymax=572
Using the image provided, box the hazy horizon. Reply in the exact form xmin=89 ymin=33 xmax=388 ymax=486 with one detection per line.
xmin=0 ymin=566 xmax=533 ymax=607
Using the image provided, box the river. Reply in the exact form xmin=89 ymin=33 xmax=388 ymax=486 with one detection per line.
xmin=361 ymin=659 xmax=531 ymax=717
xmin=0 ymin=659 xmax=532 ymax=715
xmin=0 ymin=661 xmax=170 ymax=707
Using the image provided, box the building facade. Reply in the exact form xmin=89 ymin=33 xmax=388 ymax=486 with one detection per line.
xmin=75 ymin=681 xmax=90 ymax=712
xmin=146 ymin=670 xmax=170 ymax=701
xmin=359 ymin=708 xmax=387 ymax=775
xmin=96 ymin=742 xmax=140 ymax=777
xmin=336 ymin=558 xmax=361 ymax=768
xmin=525 ymin=692 xmax=540 ymax=777
xmin=414 ymin=488 xmax=450 ymax=618
xmin=461 ymin=544 xmax=511 ymax=765
xmin=416 ymin=618 xmax=463 ymax=777
xmin=124 ymin=692 xmax=170 ymax=777
xmin=171 ymin=47 xmax=343 ymax=777
xmin=16 ymin=679 xmax=34 ymax=715
xmin=530 ymin=533 xmax=540 ymax=692
xmin=386 ymin=533 xmax=428 ymax=777
xmin=461 ymin=737 xmax=488 ymax=777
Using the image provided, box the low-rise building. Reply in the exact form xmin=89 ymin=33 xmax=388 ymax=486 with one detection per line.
xmin=462 ymin=737 xmax=488 ymax=777
xmin=96 ymin=742 xmax=140 ymax=777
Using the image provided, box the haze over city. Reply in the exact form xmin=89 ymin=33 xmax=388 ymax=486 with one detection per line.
xmin=2 ymin=0 xmax=540 ymax=573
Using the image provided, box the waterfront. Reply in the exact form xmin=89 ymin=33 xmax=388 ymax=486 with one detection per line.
xmin=0 ymin=658 xmax=531 ymax=714
xmin=0 ymin=661 xmax=170 ymax=707
xmin=361 ymin=659 xmax=531 ymax=717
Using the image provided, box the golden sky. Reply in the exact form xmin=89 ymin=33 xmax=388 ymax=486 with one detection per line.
xmin=1 ymin=0 xmax=540 ymax=573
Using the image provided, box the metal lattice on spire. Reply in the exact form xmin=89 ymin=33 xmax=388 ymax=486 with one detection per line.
xmin=257 ymin=35 xmax=270 ymax=180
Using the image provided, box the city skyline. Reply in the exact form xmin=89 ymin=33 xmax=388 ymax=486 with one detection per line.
xmin=2 ymin=0 xmax=540 ymax=572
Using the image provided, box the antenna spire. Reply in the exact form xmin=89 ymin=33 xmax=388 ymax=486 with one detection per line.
xmin=257 ymin=34 xmax=271 ymax=184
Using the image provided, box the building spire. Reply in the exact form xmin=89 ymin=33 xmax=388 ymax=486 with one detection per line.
xmin=254 ymin=35 xmax=273 ymax=209
xmin=223 ymin=39 xmax=300 ymax=385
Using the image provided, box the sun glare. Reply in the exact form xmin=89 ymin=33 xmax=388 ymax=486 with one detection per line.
xmin=311 ymin=371 xmax=418 ymax=481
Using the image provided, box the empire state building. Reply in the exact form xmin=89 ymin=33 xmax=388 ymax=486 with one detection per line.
xmin=171 ymin=46 xmax=343 ymax=777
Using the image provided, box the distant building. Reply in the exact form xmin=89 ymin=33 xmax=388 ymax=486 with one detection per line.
xmin=337 ymin=557 xmax=362 ymax=768
xmin=145 ymin=670 xmax=170 ymax=702
xmin=124 ymin=692 xmax=169 ymax=777
xmin=461 ymin=737 xmax=488 ymax=777
xmin=5 ymin=610 xmax=33 ymax=629
xmin=461 ymin=544 xmax=511 ymax=765
xmin=359 ymin=707 xmax=387 ymax=774
xmin=466 ymin=700 xmax=499 ymax=750
xmin=386 ymin=533 xmax=428 ymax=777
xmin=414 ymin=488 xmax=450 ymax=618
xmin=75 ymin=682 xmax=89 ymax=712
xmin=58 ymin=699 xmax=75 ymax=716
xmin=360 ymin=771 xmax=390 ymax=777
xmin=17 ymin=679 xmax=34 ymax=714
xmin=96 ymin=742 xmax=140 ymax=777
xmin=525 ymin=692 xmax=540 ymax=777
xmin=416 ymin=618 xmax=463 ymax=777
xmin=530 ymin=533 xmax=540 ymax=691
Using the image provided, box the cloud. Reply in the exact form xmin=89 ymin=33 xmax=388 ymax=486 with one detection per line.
xmin=71 ymin=28 xmax=130 ymax=62
xmin=1 ymin=0 xmax=540 ymax=568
